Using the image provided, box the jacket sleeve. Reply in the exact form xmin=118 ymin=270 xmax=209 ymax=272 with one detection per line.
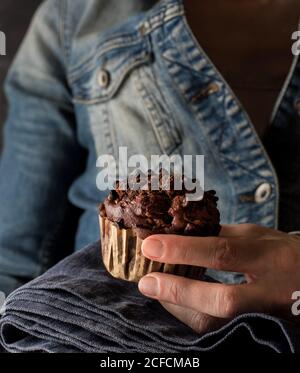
xmin=0 ymin=0 xmax=84 ymax=294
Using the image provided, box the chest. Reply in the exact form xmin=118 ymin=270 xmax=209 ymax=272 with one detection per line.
xmin=70 ymin=2 xmax=300 ymax=234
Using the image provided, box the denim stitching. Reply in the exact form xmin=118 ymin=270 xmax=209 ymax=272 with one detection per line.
xmin=133 ymin=67 xmax=179 ymax=154
xmin=72 ymin=54 xmax=151 ymax=103
xmin=69 ymin=37 xmax=146 ymax=80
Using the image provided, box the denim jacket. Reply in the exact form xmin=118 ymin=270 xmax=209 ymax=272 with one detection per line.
xmin=1 ymin=0 xmax=300 ymax=294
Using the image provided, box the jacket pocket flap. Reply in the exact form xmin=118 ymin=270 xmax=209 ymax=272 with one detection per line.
xmin=71 ymin=40 xmax=151 ymax=104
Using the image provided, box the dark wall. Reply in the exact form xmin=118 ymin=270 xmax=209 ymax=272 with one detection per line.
xmin=0 ymin=0 xmax=41 ymax=149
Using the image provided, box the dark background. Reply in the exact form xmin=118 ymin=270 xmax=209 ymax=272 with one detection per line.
xmin=0 ymin=0 xmax=41 ymax=150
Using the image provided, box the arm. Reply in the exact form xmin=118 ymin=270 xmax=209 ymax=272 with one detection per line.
xmin=0 ymin=0 xmax=84 ymax=294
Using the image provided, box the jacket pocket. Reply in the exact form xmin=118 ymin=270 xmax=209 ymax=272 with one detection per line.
xmin=70 ymin=33 xmax=182 ymax=155
xmin=70 ymin=35 xmax=151 ymax=103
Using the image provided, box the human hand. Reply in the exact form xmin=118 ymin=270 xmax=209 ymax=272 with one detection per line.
xmin=138 ymin=224 xmax=300 ymax=333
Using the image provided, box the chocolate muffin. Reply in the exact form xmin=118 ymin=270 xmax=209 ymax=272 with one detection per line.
xmin=99 ymin=172 xmax=221 ymax=282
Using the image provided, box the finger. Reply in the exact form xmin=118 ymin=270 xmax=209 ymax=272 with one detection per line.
xmin=141 ymin=234 xmax=277 ymax=273
xmin=160 ymin=302 xmax=227 ymax=333
xmin=138 ymin=273 xmax=267 ymax=318
xmin=221 ymin=224 xmax=284 ymax=238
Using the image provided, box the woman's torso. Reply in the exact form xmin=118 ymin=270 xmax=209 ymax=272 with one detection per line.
xmin=64 ymin=0 xmax=300 ymax=253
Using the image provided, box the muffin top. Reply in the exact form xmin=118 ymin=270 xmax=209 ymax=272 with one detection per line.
xmin=99 ymin=172 xmax=221 ymax=239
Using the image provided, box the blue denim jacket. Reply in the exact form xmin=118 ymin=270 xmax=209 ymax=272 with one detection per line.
xmin=1 ymin=0 xmax=300 ymax=294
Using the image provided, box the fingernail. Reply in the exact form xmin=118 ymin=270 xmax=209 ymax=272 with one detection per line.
xmin=142 ymin=239 xmax=163 ymax=258
xmin=138 ymin=276 xmax=158 ymax=297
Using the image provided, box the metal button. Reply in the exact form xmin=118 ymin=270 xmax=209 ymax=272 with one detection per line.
xmin=205 ymin=82 xmax=220 ymax=96
xmin=254 ymin=183 xmax=272 ymax=203
xmin=192 ymin=82 xmax=220 ymax=103
xmin=139 ymin=24 xmax=147 ymax=36
xmin=98 ymin=69 xmax=110 ymax=88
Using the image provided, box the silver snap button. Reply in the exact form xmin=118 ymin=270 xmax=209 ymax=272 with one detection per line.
xmin=254 ymin=183 xmax=272 ymax=203
xmin=98 ymin=69 xmax=110 ymax=88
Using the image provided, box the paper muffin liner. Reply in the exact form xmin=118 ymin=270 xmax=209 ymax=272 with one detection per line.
xmin=99 ymin=216 xmax=205 ymax=283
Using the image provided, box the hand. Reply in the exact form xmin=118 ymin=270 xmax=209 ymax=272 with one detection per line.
xmin=138 ymin=224 xmax=300 ymax=333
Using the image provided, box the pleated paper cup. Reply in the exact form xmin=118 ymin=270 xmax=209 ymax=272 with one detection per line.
xmin=99 ymin=216 xmax=205 ymax=282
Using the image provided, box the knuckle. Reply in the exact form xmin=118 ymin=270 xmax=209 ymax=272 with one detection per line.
xmin=211 ymin=238 xmax=237 ymax=270
xmin=168 ymin=280 xmax=182 ymax=305
xmin=190 ymin=312 xmax=225 ymax=333
xmin=189 ymin=312 xmax=208 ymax=333
xmin=181 ymin=244 xmax=193 ymax=264
xmin=217 ymin=287 xmax=239 ymax=318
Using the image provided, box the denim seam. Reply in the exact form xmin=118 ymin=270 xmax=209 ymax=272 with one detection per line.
xmin=69 ymin=38 xmax=146 ymax=80
xmin=153 ymin=19 xmax=264 ymax=223
xmin=156 ymin=41 xmax=229 ymax=187
xmin=171 ymin=19 xmax=231 ymax=158
xmin=218 ymin=154 xmax=275 ymax=184
xmin=59 ymin=0 xmax=68 ymax=67
xmin=138 ymin=2 xmax=184 ymax=36
xmin=149 ymin=57 xmax=183 ymax=146
xmin=68 ymin=2 xmax=183 ymax=80
xmin=135 ymin=66 xmax=182 ymax=154
xmin=105 ymin=101 xmax=118 ymax=157
xmin=179 ymin=14 xmax=279 ymax=227
xmin=61 ymin=0 xmax=72 ymax=66
xmin=133 ymin=67 xmax=179 ymax=155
